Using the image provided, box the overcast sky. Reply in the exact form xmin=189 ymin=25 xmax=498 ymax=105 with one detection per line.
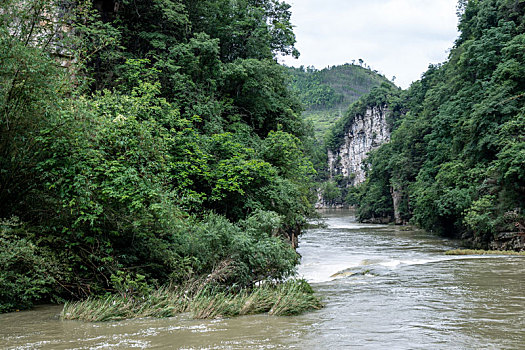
xmin=279 ymin=0 xmax=460 ymax=89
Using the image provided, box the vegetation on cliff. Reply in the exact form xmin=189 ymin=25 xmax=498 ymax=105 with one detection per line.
xmin=318 ymin=82 xmax=402 ymax=206
xmin=285 ymin=63 xmax=395 ymax=185
xmin=287 ymin=63 xmax=392 ymax=137
xmin=0 ymin=0 xmax=318 ymax=314
xmin=355 ymin=0 xmax=525 ymax=248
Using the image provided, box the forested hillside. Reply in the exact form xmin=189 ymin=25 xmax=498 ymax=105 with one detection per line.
xmin=287 ymin=64 xmax=391 ymax=136
xmin=355 ymin=0 xmax=525 ymax=249
xmin=0 ymin=0 xmax=318 ymax=313
xmin=322 ymin=83 xmax=403 ymax=207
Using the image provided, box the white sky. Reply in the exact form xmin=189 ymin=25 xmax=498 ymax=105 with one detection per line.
xmin=279 ymin=0 xmax=460 ymax=89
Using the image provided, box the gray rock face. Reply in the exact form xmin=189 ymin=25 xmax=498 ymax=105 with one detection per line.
xmin=489 ymin=232 xmax=525 ymax=251
xmin=390 ymin=186 xmax=404 ymax=225
xmin=328 ymin=106 xmax=391 ymax=186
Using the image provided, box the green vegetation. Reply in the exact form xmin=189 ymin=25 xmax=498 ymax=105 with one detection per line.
xmin=0 ymin=0 xmax=319 ymax=314
xmin=326 ymin=82 xmax=403 ymax=152
xmin=351 ymin=0 xmax=525 ymax=248
xmin=286 ymin=64 xmax=395 ymax=184
xmin=61 ymin=279 xmax=322 ymax=321
xmin=0 ymin=218 xmax=60 ymax=313
xmin=318 ymin=83 xmax=403 ymax=206
xmin=445 ymin=249 xmax=525 ymax=256
xmin=287 ymin=64 xmax=393 ymax=136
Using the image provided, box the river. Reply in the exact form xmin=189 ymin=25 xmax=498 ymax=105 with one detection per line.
xmin=1 ymin=209 xmax=524 ymax=349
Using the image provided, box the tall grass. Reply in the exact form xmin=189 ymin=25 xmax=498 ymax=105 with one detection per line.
xmin=445 ymin=249 xmax=525 ymax=256
xmin=61 ymin=279 xmax=322 ymax=322
xmin=61 ymin=287 xmax=188 ymax=322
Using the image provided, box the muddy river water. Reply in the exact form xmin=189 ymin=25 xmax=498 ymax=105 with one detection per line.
xmin=1 ymin=209 xmax=524 ymax=349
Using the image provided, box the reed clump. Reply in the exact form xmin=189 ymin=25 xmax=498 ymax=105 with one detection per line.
xmin=445 ymin=249 xmax=525 ymax=256
xmin=61 ymin=279 xmax=322 ymax=322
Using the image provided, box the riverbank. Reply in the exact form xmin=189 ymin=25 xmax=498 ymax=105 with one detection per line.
xmin=445 ymin=249 xmax=525 ymax=256
xmin=3 ymin=210 xmax=525 ymax=349
xmin=61 ymin=279 xmax=322 ymax=322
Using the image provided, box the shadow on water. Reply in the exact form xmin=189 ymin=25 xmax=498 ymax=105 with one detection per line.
xmin=1 ymin=209 xmax=524 ymax=349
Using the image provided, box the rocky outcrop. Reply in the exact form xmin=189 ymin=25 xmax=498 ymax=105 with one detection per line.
xmin=390 ymin=186 xmax=404 ymax=225
xmin=327 ymin=106 xmax=391 ymax=186
xmin=489 ymin=232 xmax=525 ymax=251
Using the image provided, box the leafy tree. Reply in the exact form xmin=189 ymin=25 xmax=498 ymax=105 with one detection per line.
xmin=350 ymin=0 xmax=525 ymax=246
xmin=0 ymin=0 xmax=316 ymax=311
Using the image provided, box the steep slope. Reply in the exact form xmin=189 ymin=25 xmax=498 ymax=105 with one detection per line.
xmin=319 ymin=83 xmax=403 ymax=208
xmin=0 ymin=0 xmax=316 ymax=312
xmin=286 ymin=64 xmax=393 ymax=136
xmin=327 ymin=106 xmax=391 ymax=185
xmin=357 ymin=0 xmax=525 ymax=250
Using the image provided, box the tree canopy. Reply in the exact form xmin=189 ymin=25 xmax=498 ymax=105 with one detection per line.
xmin=0 ymin=0 xmax=315 ymax=312
xmin=352 ymin=0 xmax=525 ymax=247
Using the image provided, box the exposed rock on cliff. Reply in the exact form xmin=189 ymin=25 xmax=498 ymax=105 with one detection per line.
xmin=327 ymin=106 xmax=391 ymax=186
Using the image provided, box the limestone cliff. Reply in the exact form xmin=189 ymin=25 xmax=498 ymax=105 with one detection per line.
xmin=327 ymin=105 xmax=391 ymax=186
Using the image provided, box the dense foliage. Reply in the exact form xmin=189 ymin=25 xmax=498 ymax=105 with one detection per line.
xmin=0 ymin=0 xmax=316 ymax=312
xmin=286 ymin=64 xmax=393 ymax=183
xmin=326 ymin=82 xmax=403 ymax=152
xmin=287 ymin=64 xmax=392 ymax=136
xmin=320 ymin=82 xmax=403 ymax=205
xmin=356 ymin=0 xmax=525 ymax=247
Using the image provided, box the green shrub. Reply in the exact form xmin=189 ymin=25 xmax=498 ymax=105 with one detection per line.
xmin=178 ymin=211 xmax=299 ymax=288
xmin=0 ymin=218 xmax=59 ymax=312
xmin=110 ymin=271 xmax=154 ymax=299
xmin=464 ymin=195 xmax=497 ymax=240
xmin=1 ymin=0 xmax=317 ymax=311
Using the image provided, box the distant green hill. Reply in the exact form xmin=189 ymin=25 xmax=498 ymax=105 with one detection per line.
xmin=286 ymin=64 xmax=394 ymax=137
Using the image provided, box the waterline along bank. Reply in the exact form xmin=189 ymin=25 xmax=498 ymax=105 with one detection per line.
xmin=61 ymin=279 xmax=322 ymax=322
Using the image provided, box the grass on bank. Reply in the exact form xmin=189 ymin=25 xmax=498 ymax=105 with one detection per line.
xmin=61 ymin=279 xmax=322 ymax=322
xmin=445 ymin=249 xmax=525 ymax=256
